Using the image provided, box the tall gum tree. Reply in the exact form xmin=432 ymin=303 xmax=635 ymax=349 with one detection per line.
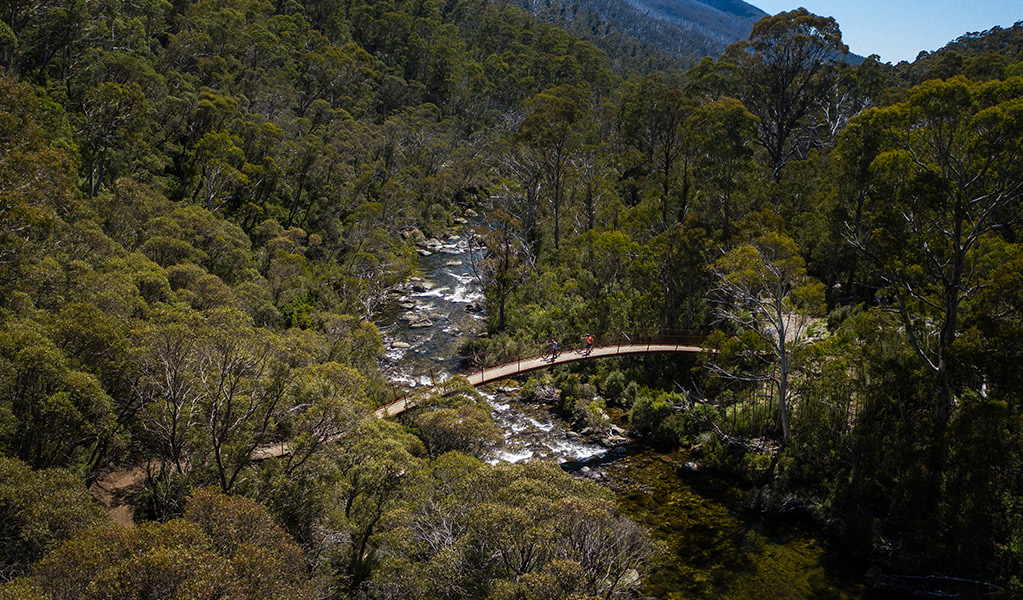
xmin=847 ymin=76 xmax=1023 ymax=426
xmin=711 ymin=232 xmax=825 ymax=441
xmin=689 ymin=97 xmax=759 ymax=243
xmin=619 ymin=74 xmax=693 ymax=229
xmin=517 ymin=84 xmax=589 ymax=253
xmin=725 ymin=9 xmax=847 ymax=181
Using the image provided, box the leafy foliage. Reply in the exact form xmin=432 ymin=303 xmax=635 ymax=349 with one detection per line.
xmin=1 ymin=0 xmax=1022 ymax=596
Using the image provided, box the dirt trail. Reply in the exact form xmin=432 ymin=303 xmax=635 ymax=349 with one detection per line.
xmin=90 ymin=466 xmax=148 ymax=526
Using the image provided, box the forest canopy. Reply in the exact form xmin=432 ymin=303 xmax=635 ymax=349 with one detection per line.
xmin=1 ymin=0 xmax=1022 ymax=597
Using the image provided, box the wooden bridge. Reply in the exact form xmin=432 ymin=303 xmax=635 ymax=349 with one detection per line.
xmin=375 ymin=332 xmax=707 ymax=418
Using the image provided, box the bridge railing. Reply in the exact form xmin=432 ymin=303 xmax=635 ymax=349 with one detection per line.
xmin=465 ymin=329 xmax=707 ymax=375
xmin=378 ymin=330 xmax=709 ymax=412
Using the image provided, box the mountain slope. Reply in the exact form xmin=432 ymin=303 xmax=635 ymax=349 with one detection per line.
xmin=520 ymin=0 xmax=767 ymax=65
xmin=623 ymin=0 xmax=766 ymax=45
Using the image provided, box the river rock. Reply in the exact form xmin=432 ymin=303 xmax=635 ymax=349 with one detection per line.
xmin=601 ymin=436 xmax=629 ymax=448
xmin=424 ymin=238 xmax=443 ymax=248
xmin=445 ymin=259 xmax=462 ymax=266
xmin=466 ymin=300 xmax=485 ymax=313
xmin=391 ymin=341 xmax=411 ymax=349
xmin=453 ymin=216 xmax=468 ymax=224
xmin=565 ymin=431 xmax=581 ymax=439
xmin=606 ymin=446 xmax=628 ymax=458
xmin=401 ymin=310 xmax=433 ymax=328
xmin=397 ymin=298 xmax=417 ymax=309
xmin=410 ymin=279 xmax=433 ymax=293
xmin=417 ymin=249 xmax=432 ymax=256
xmin=440 ymin=247 xmax=461 ymax=254
xmin=408 ymin=316 xmax=433 ymax=328
xmin=680 ymin=461 xmax=701 ymax=473
xmin=465 ymin=208 xmax=478 ymax=217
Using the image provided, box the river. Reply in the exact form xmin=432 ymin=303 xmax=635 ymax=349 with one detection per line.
xmin=374 ymin=224 xmax=880 ymax=599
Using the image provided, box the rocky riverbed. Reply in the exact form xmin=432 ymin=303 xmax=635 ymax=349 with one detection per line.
xmin=374 ymin=217 xmax=881 ymax=600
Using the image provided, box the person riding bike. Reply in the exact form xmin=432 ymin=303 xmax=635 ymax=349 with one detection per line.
xmin=585 ymin=334 xmax=594 ymax=354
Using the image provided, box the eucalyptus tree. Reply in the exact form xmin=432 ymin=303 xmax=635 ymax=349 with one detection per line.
xmin=0 ymin=458 xmax=107 ymax=582
xmin=688 ymin=97 xmax=759 ymax=243
xmin=518 ymin=84 xmax=590 ymax=253
xmin=472 ymin=208 xmax=529 ymax=332
xmin=845 ymin=76 xmax=1023 ymax=426
xmin=711 ymin=232 xmax=825 ymax=441
xmin=725 ymin=9 xmax=848 ymax=181
xmin=619 ymin=74 xmax=693 ymax=228
xmin=13 ymin=489 xmax=315 ymax=599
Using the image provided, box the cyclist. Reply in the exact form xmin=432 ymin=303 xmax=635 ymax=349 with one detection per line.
xmin=585 ymin=334 xmax=594 ymax=354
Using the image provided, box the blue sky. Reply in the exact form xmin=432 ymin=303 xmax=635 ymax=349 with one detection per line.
xmin=750 ymin=1 xmax=1022 ymax=63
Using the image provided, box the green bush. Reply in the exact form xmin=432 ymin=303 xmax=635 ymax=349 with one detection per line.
xmin=601 ymin=369 xmax=627 ymax=401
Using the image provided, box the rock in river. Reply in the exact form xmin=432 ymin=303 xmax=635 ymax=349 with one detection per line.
xmin=401 ymin=311 xmax=433 ymax=328
xmin=409 ymin=279 xmax=433 ymax=293
xmin=601 ymin=436 xmax=629 ymax=449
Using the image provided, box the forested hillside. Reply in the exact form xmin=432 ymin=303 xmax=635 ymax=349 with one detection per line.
xmin=517 ymin=0 xmax=766 ymax=66
xmin=1 ymin=0 xmax=1022 ymax=597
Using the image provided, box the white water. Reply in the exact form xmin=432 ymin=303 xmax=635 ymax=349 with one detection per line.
xmin=480 ymin=389 xmax=607 ymax=465
xmin=374 ymin=225 xmax=609 ymax=468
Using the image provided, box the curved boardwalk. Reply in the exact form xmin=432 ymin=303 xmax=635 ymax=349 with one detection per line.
xmin=375 ymin=341 xmax=706 ymax=418
xmin=465 ymin=343 xmax=705 ymax=386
